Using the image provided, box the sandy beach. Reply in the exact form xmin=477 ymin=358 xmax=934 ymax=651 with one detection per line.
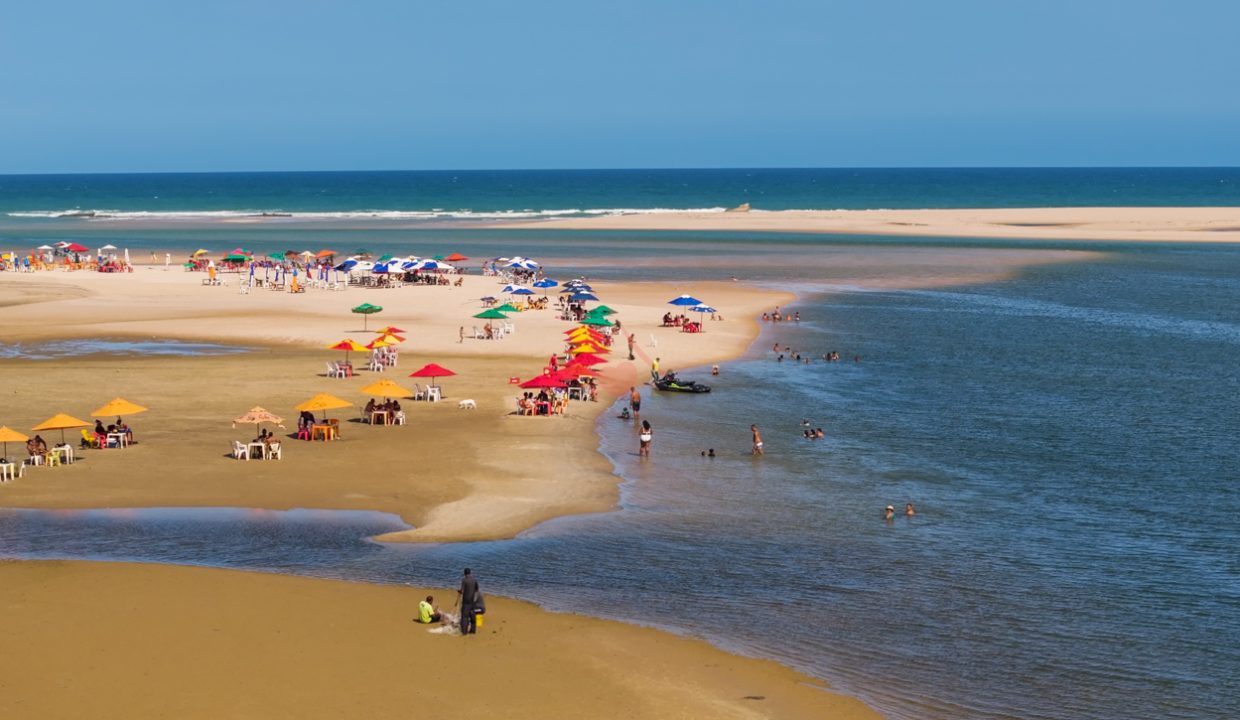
xmin=501 ymin=206 xmax=1240 ymax=243
xmin=0 ymin=560 xmax=879 ymax=720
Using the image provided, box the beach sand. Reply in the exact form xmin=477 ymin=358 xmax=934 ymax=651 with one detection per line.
xmin=0 ymin=560 xmax=879 ymax=720
xmin=500 ymin=206 xmax=1240 ymax=243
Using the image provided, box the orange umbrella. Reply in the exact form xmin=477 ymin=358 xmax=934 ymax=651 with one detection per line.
xmin=316 ymin=249 xmax=337 ymax=258
xmin=374 ymin=326 xmax=406 ymax=335
xmin=444 ymin=253 xmax=468 ymax=262
xmin=32 ymin=413 xmax=91 ymax=445
xmin=328 ymin=338 xmax=367 ymax=365
xmin=0 ymin=426 xmax=29 ymax=459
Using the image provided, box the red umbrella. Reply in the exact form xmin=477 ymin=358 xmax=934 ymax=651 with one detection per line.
xmin=444 ymin=253 xmax=468 ymax=262
xmin=64 ymin=243 xmax=89 ymax=253
xmin=519 ymin=375 xmax=568 ymax=389
xmin=566 ymin=353 xmax=607 ymax=367
xmin=409 ymin=362 xmax=457 ymax=389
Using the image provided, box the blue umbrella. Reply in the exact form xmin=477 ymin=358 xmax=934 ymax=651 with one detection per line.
xmin=334 ymin=259 xmax=358 ymax=271
xmin=570 ymin=292 xmax=599 ymax=302
xmin=667 ymin=294 xmax=703 ymax=306
xmin=533 ymin=279 xmax=558 ymax=288
xmin=511 ymin=288 xmax=535 ymax=296
xmin=691 ymin=304 xmax=717 ymax=314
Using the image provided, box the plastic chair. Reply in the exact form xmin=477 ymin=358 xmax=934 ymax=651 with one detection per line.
xmin=266 ymin=442 xmax=282 ymax=460
xmin=393 ymin=411 xmax=406 ymax=425
xmin=231 ymin=441 xmax=246 ymax=460
xmin=80 ymin=429 xmax=100 ymax=449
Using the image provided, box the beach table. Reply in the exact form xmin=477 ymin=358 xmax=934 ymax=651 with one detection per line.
xmin=107 ymin=433 xmax=128 ymax=449
xmin=311 ymin=424 xmax=337 ymax=442
xmin=246 ymin=442 xmax=266 ymax=460
xmin=369 ymin=410 xmax=391 ymax=426
xmin=0 ymin=462 xmax=15 ymax=482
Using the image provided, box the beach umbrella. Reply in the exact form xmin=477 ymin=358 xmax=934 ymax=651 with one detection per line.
xmin=36 ymin=244 xmax=54 ymax=250
xmin=587 ymin=305 xmax=617 ymax=316
xmin=580 ymin=316 xmax=613 ymax=326
xmin=566 ymin=353 xmax=607 ymax=367
xmin=495 ymin=303 xmax=521 ymax=313
xmin=192 ymin=249 xmax=210 ymax=257
xmin=501 ymin=284 xmax=521 ymax=293
xmin=100 ymin=244 xmax=118 ymax=251
xmin=90 ymin=398 xmax=148 ymax=419
xmin=569 ymin=343 xmax=609 ymax=355
xmin=519 ymin=375 xmax=567 ymax=389
xmin=667 ymin=294 xmax=703 ymax=306
xmin=409 ymin=362 xmax=457 ymax=389
xmin=32 ymin=413 xmax=91 ymax=445
xmin=359 ymin=379 xmax=415 ymax=398
xmin=232 ymin=406 xmax=285 ymax=436
xmin=444 ymin=252 xmax=468 ymax=262
xmin=473 ymin=308 xmax=509 ymax=319
xmin=374 ymin=326 xmax=406 ymax=335
xmin=327 ymin=338 xmax=368 ymax=365
xmin=299 ymin=250 xmax=314 ymax=259
xmin=365 ymin=336 xmax=396 ymax=350
xmin=351 ymin=302 xmax=383 ymax=331
xmin=511 ymin=287 xmax=535 ymax=296
xmin=0 ymin=426 xmax=29 ymax=460
xmin=690 ymin=304 xmax=717 ymax=328
xmin=293 ymin=393 xmax=353 ymax=422
xmin=335 ymin=259 xmax=358 ymax=272
xmin=223 ymin=253 xmax=248 ymax=263
xmin=65 ymin=243 xmax=89 ymax=253
xmin=316 ymin=249 xmax=337 ymax=259
xmin=267 ymin=252 xmax=285 ymax=261
xmin=570 ymin=292 xmax=598 ymax=302
xmin=533 ymin=279 xmax=558 ymax=288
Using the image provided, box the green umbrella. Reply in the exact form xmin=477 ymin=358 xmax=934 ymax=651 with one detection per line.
xmin=351 ymin=302 xmax=384 ymax=331
xmin=433 ymin=255 xmax=446 ymax=261
xmin=377 ymin=254 xmax=394 ymax=263
xmin=473 ymin=308 xmax=509 ymax=319
xmin=223 ymin=253 xmax=248 ymax=263
xmin=267 ymin=252 xmax=285 ymax=261
xmin=587 ymin=305 xmax=617 ymax=315
xmin=495 ymin=303 xmax=521 ymax=312
xmin=580 ymin=316 xmax=614 ymax=326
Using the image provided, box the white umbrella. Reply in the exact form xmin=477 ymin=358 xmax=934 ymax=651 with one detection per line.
xmin=100 ymin=244 xmax=118 ymax=251
xmin=37 ymin=244 xmax=53 ymax=250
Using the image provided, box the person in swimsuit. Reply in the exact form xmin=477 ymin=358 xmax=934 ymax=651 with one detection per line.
xmin=639 ymin=420 xmax=653 ymax=458
xmin=629 ymin=386 xmax=641 ymax=420
xmin=751 ymin=424 xmax=763 ymax=455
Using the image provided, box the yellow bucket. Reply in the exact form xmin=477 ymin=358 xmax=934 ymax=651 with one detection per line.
xmin=475 ymin=612 xmax=484 ymax=628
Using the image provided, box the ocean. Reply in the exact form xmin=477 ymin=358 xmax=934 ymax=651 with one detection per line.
xmin=2 ymin=169 xmax=1238 ymax=720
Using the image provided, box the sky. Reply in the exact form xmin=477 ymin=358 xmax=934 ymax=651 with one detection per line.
xmin=2 ymin=0 xmax=1238 ymax=173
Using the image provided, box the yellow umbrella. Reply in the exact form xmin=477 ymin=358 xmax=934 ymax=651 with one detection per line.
xmin=294 ymin=393 xmax=353 ymax=422
xmin=327 ymin=338 xmax=368 ymax=365
xmin=0 ymin=426 xmax=30 ymax=459
xmin=91 ymin=398 xmax=149 ymax=418
xmin=359 ymin=379 xmax=414 ymax=398
xmin=569 ymin=343 xmax=609 ymax=355
xmin=192 ymin=248 xmax=210 ymax=257
xmin=32 ymin=413 xmax=92 ymax=445
xmin=365 ymin=336 xmax=395 ymax=350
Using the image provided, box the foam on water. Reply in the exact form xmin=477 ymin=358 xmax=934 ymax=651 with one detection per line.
xmin=0 ymin=339 xmax=251 ymax=359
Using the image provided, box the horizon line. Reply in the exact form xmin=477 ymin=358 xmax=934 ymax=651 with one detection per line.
xmin=3 ymin=165 xmax=1240 ymax=178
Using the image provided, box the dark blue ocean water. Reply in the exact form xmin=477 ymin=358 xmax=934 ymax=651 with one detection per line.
xmin=0 ymin=168 xmax=1238 ymax=222
xmin=2 ymin=242 xmax=1238 ymax=719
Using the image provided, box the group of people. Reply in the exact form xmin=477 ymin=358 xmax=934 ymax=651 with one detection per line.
xmin=517 ymin=390 xmax=563 ymax=416
xmin=254 ymin=428 xmax=281 ymax=449
xmin=415 ymin=568 xmax=486 ymax=636
xmin=762 ymin=306 xmax=799 ymax=323
xmin=24 ymin=435 xmax=49 ymax=462
xmin=363 ymin=397 xmax=403 ymax=423
xmin=773 ymin=344 xmax=860 ymax=364
xmin=91 ymin=418 xmax=133 ymax=447
xmin=884 ymin=503 xmax=917 ymax=521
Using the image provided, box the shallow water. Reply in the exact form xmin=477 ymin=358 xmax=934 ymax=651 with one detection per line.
xmin=0 ymin=339 xmax=250 ymax=360
xmin=3 ymin=247 xmax=1238 ymax=720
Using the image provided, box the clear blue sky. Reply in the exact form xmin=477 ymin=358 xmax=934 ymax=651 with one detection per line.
xmin=3 ymin=0 xmax=1237 ymax=172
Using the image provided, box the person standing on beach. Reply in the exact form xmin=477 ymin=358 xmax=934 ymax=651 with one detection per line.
xmin=627 ymin=333 xmax=636 ymax=360
xmin=629 ymin=386 xmax=641 ymax=420
xmin=639 ymin=420 xmax=653 ymax=458
xmin=751 ymin=424 xmax=764 ymax=456
xmin=457 ymin=568 xmax=480 ymax=635
xmin=651 ymin=357 xmax=660 ymax=381
xmin=458 ymin=326 xmax=464 ymax=343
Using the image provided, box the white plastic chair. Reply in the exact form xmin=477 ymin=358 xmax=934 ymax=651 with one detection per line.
xmin=326 ymin=362 xmax=345 ymax=379
xmin=394 ymin=411 xmax=406 ymax=425
xmin=266 ymin=442 xmax=282 ymax=460
xmin=232 ymin=441 xmax=246 ymax=460
xmin=425 ymin=386 xmax=442 ymax=402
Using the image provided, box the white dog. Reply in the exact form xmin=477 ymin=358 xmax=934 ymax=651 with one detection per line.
xmin=457 ymin=399 xmax=477 ymax=410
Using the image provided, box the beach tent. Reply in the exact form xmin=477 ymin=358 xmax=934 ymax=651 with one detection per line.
xmin=31 ymin=413 xmax=91 ymax=445
xmin=351 ymin=303 xmax=383 ymax=331
xmin=409 ymin=363 xmax=457 ymax=390
xmin=232 ymin=407 xmax=284 ymax=435
xmin=0 ymin=426 xmax=29 ymax=459
xmin=359 ymin=379 xmax=415 ymax=398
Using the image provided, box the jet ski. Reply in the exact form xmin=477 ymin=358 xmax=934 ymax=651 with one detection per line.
xmin=653 ymin=373 xmax=711 ymax=393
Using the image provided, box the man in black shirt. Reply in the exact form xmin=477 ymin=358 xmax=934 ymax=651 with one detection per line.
xmin=457 ymin=568 xmax=480 ymax=635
